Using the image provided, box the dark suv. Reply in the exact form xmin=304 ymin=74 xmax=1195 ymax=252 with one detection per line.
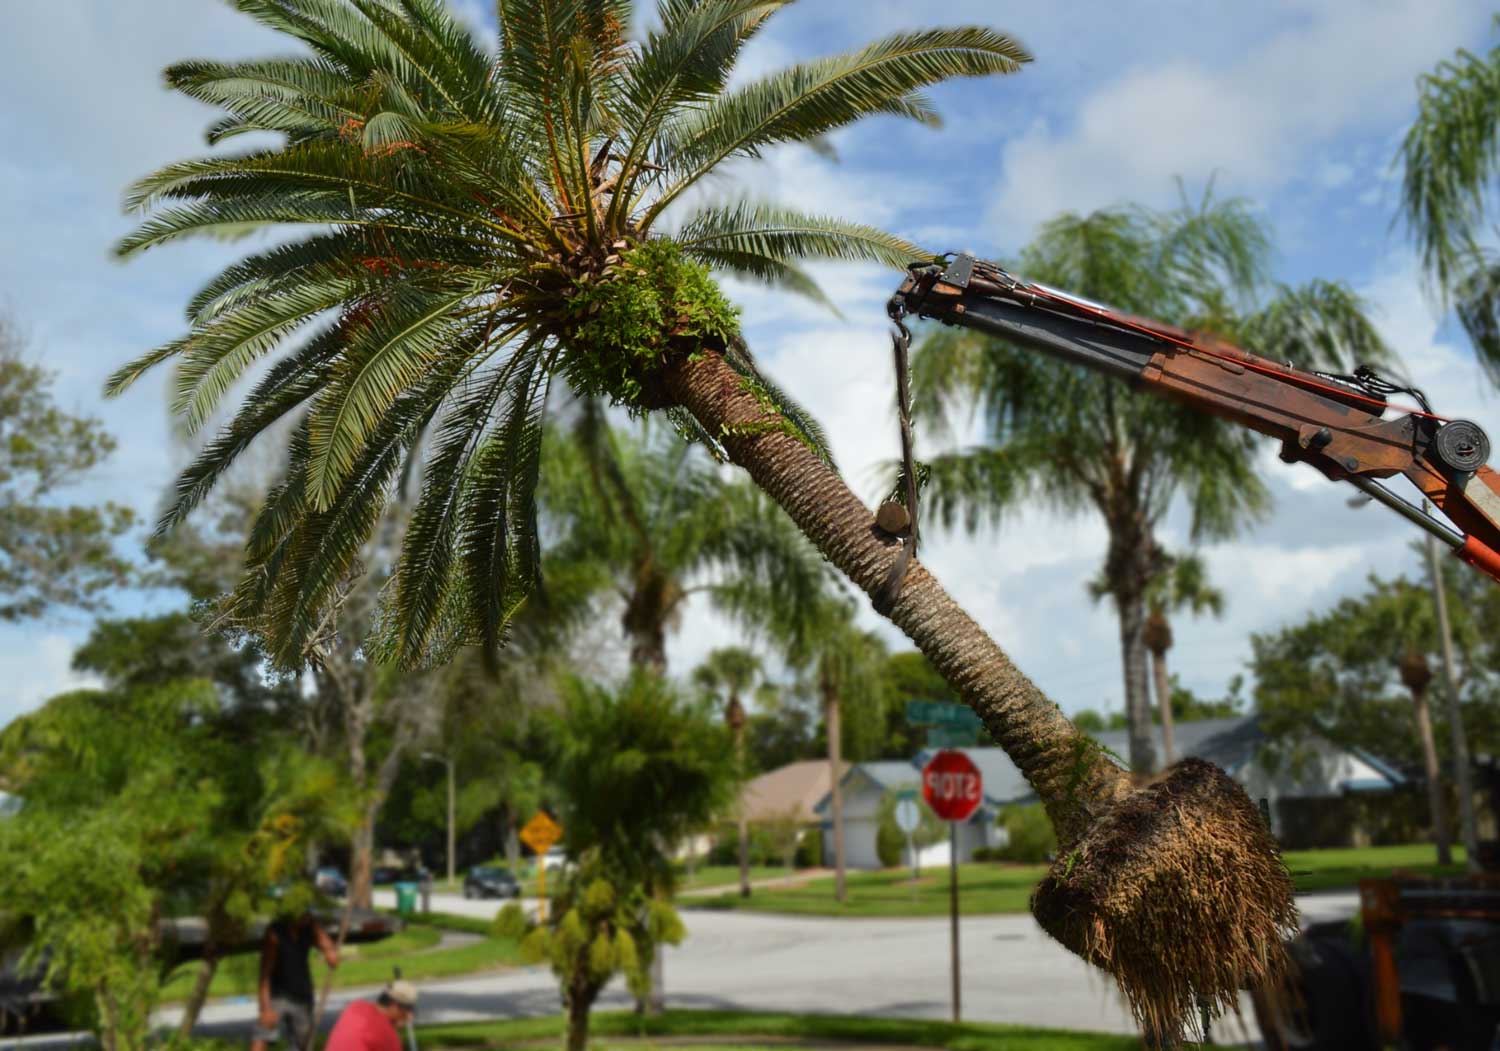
xmin=463 ymin=865 xmax=521 ymax=899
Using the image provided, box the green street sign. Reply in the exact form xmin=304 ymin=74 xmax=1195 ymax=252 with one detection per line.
xmin=906 ymin=700 xmax=982 ymax=730
xmin=928 ymin=726 xmax=977 ymax=749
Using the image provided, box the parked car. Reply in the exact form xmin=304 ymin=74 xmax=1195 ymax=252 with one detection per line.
xmin=371 ymin=865 xmax=403 ymax=886
xmin=540 ymin=848 xmax=570 ymax=873
xmin=463 ymin=865 xmax=521 ymax=900
xmin=314 ymin=867 xmax=347 ymax=897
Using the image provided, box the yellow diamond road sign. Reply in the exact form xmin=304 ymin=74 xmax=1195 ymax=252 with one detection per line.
xmin=520 ymin=811 xmax=562 ymax=855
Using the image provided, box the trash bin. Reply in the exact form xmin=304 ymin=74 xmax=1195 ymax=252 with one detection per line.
xmin=394 ymin=881 xmax=419 ymax=916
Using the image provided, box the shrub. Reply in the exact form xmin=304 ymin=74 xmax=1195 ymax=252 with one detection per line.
xmin=492 ymin=901 xmax=530 ymax=941
xmin=794 ymin=828 xmax=823 ymax=869
xmin=994 ymin=803 xmax=1056 ymax=863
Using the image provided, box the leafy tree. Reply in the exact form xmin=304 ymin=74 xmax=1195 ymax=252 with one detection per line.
xmin=539 ymin=672 xmax=737 ymax=1043
xmin=875 ymin=650 xmax=963 ymax=757
xmin=0 ymin=320 xmax=132 ymax=621
xmin=995 ymin=803 xmax=1057 ymax=864
xmin=742 ymin=680 xmax=816 ymax=773
xmin=0 ymin=683 xmax=349 ymax=1048
xmin=912 ymin=195 xmax=1390 ymax=776
xmin=109 ymin=1 xmax=1302 ymax=1032
xmin=523 ymin=851 xmax=682 ymax=1051
xmin=1399 ymin=23 xmax=1500 ymax=379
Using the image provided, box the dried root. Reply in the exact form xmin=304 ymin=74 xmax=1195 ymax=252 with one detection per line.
xmin=1032 ymin=758 xmax=1299 ymax=1044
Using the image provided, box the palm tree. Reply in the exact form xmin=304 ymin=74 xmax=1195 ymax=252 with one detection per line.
xmin=1109 ymin=552 xmax=1224 ymax=766
xmin=913 ymin=197 xmax=1391 ymax=776
xmin=724 ymin=581 xmax=887 ymax=903
xmin=111 ymin=2 xmax=1292 ymax=1033
xmin=692 ymin=646 xmax=762 ymax=898
xmin=543 ymin=417 xmax=824 ymax=672
xmin=1399 ymin=31 xmax=1500 ymax=380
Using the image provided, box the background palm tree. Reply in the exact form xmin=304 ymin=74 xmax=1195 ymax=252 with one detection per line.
xmin=542 ymin=417 xmax=823 ymax=673
xmin=1092 ymin=552 xmax=1224 ymax=765
xmin=1400 ymin=29 xmax=1500 ymax=380
xmin=692 ymin=645 xmax=762 ymax=898
xmin=111 ymin=1 xmax=1298 ymax=1032
xmin=912 ymin=196 xmax=1391 ymax=775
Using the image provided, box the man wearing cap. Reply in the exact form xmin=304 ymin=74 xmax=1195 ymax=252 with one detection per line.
xmin=325 ymin=981 xmax=419 ymax=1051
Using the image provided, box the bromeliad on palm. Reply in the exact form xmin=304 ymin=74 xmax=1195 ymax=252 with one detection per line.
xmin=111 ymin=0 xmax=1293 ymax=1041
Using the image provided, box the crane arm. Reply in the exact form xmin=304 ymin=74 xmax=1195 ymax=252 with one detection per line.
xmin=889 ymin=253 xmax=1500 ymax=584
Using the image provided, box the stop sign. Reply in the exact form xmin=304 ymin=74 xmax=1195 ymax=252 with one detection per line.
xmin=922 ymin=749 xmax=982 ymax=822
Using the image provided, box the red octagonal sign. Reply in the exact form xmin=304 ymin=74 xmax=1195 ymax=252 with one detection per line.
xmin=922 ymin=749 xmax=982 ymax=822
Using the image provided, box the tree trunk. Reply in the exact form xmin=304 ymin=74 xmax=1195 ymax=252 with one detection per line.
xmin=1411 ymin=683 xmax=1452 ymax=865
xmin=827 ymin=685 xmax=847 ymax=903
xmin=1150 ymin=647 xmax=1176 ymax=766
xmin=504 ymin=807 xmax=522 ymax=874
xmin=349 ymin=819 xmax=375 ymax=909
xmin=661 ymin=350 xmax=1129 ymax=849
xmin=566 ymin=989 xmax=592 ymax=1051
xmin=734 ymin=719 xmax=751 ymax=898
xmin=176 ymin=955 xmax=220 ymax=1037
xmin=629 ymin=624 xmax=668 ymax=675
xmin=1427 ymin=533 xmax=1479 ymax=871
xmin=1115 ymin=590 xmax=1157 ymax=777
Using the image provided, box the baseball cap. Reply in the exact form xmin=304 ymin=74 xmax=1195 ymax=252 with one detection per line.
xmin=385 ymin=980 xmax=419 ymax=1011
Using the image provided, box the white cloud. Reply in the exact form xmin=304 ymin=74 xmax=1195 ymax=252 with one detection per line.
xmin=0 ymin=627 xmax=100 ymax=726
xmin=989 ymin=0 xmax=1493 ymax=236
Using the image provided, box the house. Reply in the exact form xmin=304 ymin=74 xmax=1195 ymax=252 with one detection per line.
xmin=809 ymin=716 xmax=1406 ymax=867
xmin=738 ymin=759 xmax=849 ymax=825
xmin=811 ymin=759 xmax=1008 ymax=870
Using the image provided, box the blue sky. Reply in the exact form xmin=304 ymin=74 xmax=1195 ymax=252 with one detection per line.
xmin=2 ymin=0 xmax=1498 ymax=725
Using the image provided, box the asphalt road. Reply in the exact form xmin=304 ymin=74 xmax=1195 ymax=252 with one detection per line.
xmin=149 ymin=889 xmax=1362 ymax=1047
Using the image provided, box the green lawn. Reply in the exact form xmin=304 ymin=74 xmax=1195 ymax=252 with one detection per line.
xmin=414 ymin=1009 xmax=1191 ymax=1051
xmin=676 ymin=864 xmax=796 ymax=892
xmin=688 ymin=863 xmax=1045 ymax=917
xmin=688 ymin=843 xmax=1469 ymax=917
xmin=161 ymin=924 xmax=524 ymax=1002
xmin=1282 ymin=842 xmax=1468 ymax=892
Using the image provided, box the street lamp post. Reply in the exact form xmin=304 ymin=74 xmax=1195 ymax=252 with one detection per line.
xmin=422 ymin=751 xmax=456 ymax=884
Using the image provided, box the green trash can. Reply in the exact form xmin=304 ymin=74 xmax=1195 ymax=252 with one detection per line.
xmin=394 ymin=881 xmax=419 ymax=916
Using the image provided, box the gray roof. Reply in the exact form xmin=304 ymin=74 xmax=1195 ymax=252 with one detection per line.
xmin=812 ymin=715 xmax=1400 ymax=817
xmin=811 ymin=760 xmax=925 ymax=816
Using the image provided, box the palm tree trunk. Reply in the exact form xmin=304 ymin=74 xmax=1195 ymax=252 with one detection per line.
xmin=1116 ymin=592 xmax=1157 ymax=777
xmin=1411 ymin=683 xmax=1453 ymax=865
xmin=1427 ymin=533 xmax=1480 ymax=871
xmin=735 ymin=722 xmax=751 ymax=898
xmin=663 ymin=352 xmax=1129 ymax=846
xmin=349 ymin=820 xmax=375 ymax=909
xmin=663 ymin=348 xmax=1295 ymax=1035
xmin=1150 ymin=648 xmax=1176 ymax=766
xmin=826 ymin=685 xmax=847 ymax=903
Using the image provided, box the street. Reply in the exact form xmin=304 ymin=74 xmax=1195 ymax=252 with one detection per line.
xmin=139 ymin=889 xmax=1363 ymax=1047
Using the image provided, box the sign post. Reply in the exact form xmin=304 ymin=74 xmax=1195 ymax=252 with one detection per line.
xmin=893 ymin=790 xmax=922 ymax=880
xmin=922 ymin=749 xmax=982 ymax=1024
xmin=520 ymin=811 xmax=563 ymax=923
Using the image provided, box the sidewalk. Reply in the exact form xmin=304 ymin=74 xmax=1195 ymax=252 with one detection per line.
xmin=678 ymin=868 xmax=832 ymax=898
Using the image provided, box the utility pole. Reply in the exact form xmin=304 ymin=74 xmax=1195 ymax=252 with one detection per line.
xmin=1426 ymin=525 xmax=1480 ymax=871
xmin=422 ymin=751 xmax=456 ymax=884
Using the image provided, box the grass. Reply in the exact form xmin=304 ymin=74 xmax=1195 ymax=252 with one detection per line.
xmin=688 ymin=864 xmax=1044 ymax=917
xmin=676 ymin=865 xmax=796 ymax=892
xmin=1282 ymin=842 xmax=1469 ymax=892
xmin=413 ymin=1009 xmax=1187 ymax=1051
xmin=688 ymin=844 xmax=1469 ymax=916
xmin=161 ymin=923 xmax=524 ymax=1002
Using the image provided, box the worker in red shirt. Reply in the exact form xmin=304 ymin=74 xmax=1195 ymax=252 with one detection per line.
xmin=325 ymin=981 xmax=418 ymax=1051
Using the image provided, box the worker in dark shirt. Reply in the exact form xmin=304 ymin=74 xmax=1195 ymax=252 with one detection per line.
xmin=326 ymin=981 xmax=418 ymax=1051
xmin=251 ymin=911 xmax=340 ymax=1051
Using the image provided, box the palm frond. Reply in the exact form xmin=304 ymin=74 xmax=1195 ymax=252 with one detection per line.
xmin=643 ymin=27 xmax=1029 ymax=224
xmin=1399 ymin=40 xmax=1500 ymax=290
